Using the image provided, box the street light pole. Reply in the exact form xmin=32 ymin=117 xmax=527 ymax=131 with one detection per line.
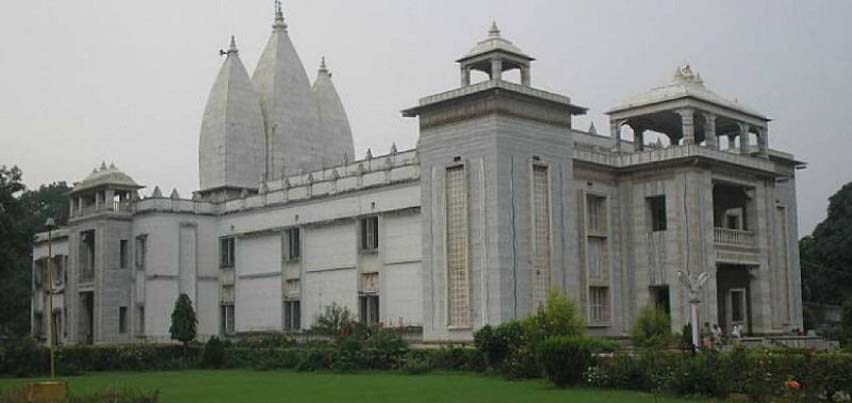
xmin=45 ymin=218 xmax=56 ymax=379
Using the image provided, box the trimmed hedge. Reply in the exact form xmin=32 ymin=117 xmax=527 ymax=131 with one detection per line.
xmin=538 ymin=336 xmax=596 ymax=387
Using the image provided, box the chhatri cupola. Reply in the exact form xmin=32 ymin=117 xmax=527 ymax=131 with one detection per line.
xmin=457 ymin=22 xmax=534 ymax=87
xmin=607 ymin=65 xmax=771 ymax=156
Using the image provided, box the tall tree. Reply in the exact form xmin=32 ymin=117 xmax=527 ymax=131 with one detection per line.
xmin=0 ymin=166 xmax=71 ymax=338
xmin=169 ymin=293 xmax=198 ymax=346
xmin=801 ymin=181 xmax=852 ymax=305
xmin=0 ymin=166 xmax=31 ymax=337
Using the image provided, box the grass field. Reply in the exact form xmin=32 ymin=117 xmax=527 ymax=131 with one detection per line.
xmin=0 ymin=370 xmax=712 ymax=403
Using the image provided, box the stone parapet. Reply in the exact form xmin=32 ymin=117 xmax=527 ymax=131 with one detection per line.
xmin=574 ymin=144 xmax=777 ymax=173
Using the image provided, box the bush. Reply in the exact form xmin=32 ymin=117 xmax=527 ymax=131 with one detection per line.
xmin=524 ymin=290 xmax=585 ymax=347
xmin=424 ymin=346 xmax=486 ymax=372
xmin=473 ymin=321 xmax=525 ymax=370
xmin=628 ymin=305 xmax=672 ymax=349
xmin=538 ymin=336 xmax=596 ymax=387
xmin=666 ymin=351 xmax=729 ymax=398
xmin=0 ymin=337 xmax=47 ymax=377
xmin=311 ymin=303 xmax=354 ymax=339
xmin=202 ymin=337 xmax=225 ymax=369
xmin=400 ymin=352 xmax=432 ymax=375
xmin=0 ymin=386 xmax=158 ymax=403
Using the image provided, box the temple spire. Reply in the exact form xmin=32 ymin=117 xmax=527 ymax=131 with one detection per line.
xmin=220 ymin=35 xmax=238 ymax=56
xmin=319 ymin=56 xmax=328 ymax=73
xmin=273 ymin=0 xmax=287 ymax=31
xmin=488 ymin=21 xmax=501 ymax=38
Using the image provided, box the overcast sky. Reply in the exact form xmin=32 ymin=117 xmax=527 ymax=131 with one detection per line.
xmin=1 ymin=0 xmax=850 ymax=236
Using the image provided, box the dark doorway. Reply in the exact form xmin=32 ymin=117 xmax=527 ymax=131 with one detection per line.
xmin=651 ymin=286 xmax=671 ymax=315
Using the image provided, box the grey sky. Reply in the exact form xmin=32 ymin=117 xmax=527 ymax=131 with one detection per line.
xmin=1 ymin=0 xmax=850 ymax=236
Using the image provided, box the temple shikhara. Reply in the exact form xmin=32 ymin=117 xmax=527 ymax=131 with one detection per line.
xmin=31 ymin=7 xmax=805 ymax=344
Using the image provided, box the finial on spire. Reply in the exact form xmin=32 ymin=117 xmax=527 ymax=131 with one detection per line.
xmin=273 ymin=0 xmax=288 ymax=31
xmin=488 ymin=21 xmax=501 ymax=38
xmin=319 ymin=56 xmax=328 ymax=73
xmin=220 ymin=35 xmax=239 ymax=56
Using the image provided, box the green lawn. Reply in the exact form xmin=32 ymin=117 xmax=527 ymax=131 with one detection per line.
xmin=1 ymin=370 xmax=711 ymax=403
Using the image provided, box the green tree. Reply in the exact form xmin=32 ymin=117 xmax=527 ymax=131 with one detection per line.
xmin=0 ymin=166 xmax=31 ymax=337
xmin=169 ymin=293 xmax=198 ymax=346
xmin=801 ymin=181 xmax=852 ymax=305
xmin=843 ymin=297 xmax=852 ymax=345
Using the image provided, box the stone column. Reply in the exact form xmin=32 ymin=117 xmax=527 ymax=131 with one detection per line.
xmin=633 ymin=126 xmax=645 ymax=152
xmin=738 ymin=122 xmax=751 ymax=153
xmin=610 ymin=120 xmax=623 ymax=153
xmin=756 ymin=127 xmax=768 ymax=157
xmin=520 ymin=65 xmax=531 ymax=86
xmin=702 ymin=112 xmax=718 ymax=149
xmin=676 ymin=108 xmax=696 ymax=145
xmin=77 ymin=197 xmax=84 ymax=216
xmin=490 ymin=58 xmax=503 ymax=81
xmin=460 ymin=66 xmax=471 ymax=87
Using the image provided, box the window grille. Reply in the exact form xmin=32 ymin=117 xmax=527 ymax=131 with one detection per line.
xmin=445 ymin=165 xmax=470 ymax=327
xmin=589 ymin=287 xmax=610 ymax=323
xmin=531 ymin=164 xmax=551 ymax=308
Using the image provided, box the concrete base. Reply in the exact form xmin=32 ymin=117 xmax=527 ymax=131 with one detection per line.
xmin=25 ymin=381 xmax=68 ymax=402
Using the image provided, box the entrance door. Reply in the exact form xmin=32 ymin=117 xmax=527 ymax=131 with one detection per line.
xmin=727 ymin=288 xmax=747 ymax=334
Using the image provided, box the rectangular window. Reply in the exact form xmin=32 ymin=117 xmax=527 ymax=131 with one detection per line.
xmin=118 ymin=306 xmax=127 ymax=334
xmin=219 ymin=238 xmax=235 ymax=268
xmin=283 ymin=300 xmax=301 ymax=331
xmin=119 ymin=240 xmax=128 ymax=269
xmin=587 ymin=194 xmax=607 ymax=234
xmin=648 ymin=196 xmax=667 ymax=232
xmin=359 ymin=295 xmax=380 ymax=325
xmin=286 ymin=228 xmax=301 ymax=260
xmin=360 ymin=217 xmax=379 ymax=252
xmin=135 ymin=235 xmax=147 ymax=269
xmin=137 ymin=305 xmax=145 ymax=335
xmin=79 ymin=230 xmax=95 ymax=282
xmin=446 ymin=165 xmax=470 ymax=327
xmin=589 ymin=287 xmax=610 ymax=323
xmin=531 ymin=164 xmax=551 ymax=308
xmin=221 ymin=304 xmax=235 ymax=335
xmin=587 ymin=237 xmax=608 ymax=280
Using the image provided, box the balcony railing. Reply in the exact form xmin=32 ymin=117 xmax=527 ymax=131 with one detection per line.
xmin=714 ymin=227 xmax=755 ymax=247
xmin=72 ymin=201 xmax=133 ymax=218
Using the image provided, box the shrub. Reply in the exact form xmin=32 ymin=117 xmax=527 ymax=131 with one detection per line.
xmin=629 ymin=305 xmax=672 ymax=349
xmin=0 ymin=337 xmax=47 ymax=377
xmin=201 ymin=337 xmax=225 ymax=369
xmin=311 ymin=303 xmax=354 ymax=339
xmin=666 ymin=351 xmax=729 ymax=398
xmin=524 ymin=290 xmax=585 ymax=347
xmin=538 ymin=336 xmax=596 ymax=387
xmin=0 ymin=386 xmax=158 ymax=403
xmin=400 ymin=353 xmax=432 ymax=375
xmin=473 ymin=321 xmax=525 ymax=370
xmin=425 ymin=346 xmax=486 ymax=372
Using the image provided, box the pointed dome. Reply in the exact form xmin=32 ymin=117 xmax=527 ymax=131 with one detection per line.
xmin=313 ymin=57 xmax=355 ymax=164
xmin=199 ymin=36 xmax=266 ymax=191
xmin=252 ymin=6 xmax=322 ymax=177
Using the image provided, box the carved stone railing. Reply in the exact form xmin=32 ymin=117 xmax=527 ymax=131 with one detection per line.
xmin=714 ymin=227 xmax=755 ymax=247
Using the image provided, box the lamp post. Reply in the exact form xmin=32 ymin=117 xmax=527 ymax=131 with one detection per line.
xmin=45 ymin=218 xmax=56 ymax=379
xmin=677 ymin=270 xmax=709 ymax=350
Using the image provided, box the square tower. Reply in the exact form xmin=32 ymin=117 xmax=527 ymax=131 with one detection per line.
xmin=404 ymin=23 xmax=587 ymax=341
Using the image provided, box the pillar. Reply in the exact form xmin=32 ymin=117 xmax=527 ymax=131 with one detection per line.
xmin=702 ymin=112 xmax=718 ymax=149
xmin=756 ymin=127 xmax=768 ymax=157
xmin=610 ymin=120 xmax=623 ymax=153
xmin=676 ymin=108 xmax=696 ymax=145
xmin=460 ymin=66 xmax=471 ymax=87
xmin=520 ymin=65 xmax=531 ymax=86
xmin=633 ymin=126 xmax=645 ymax=152
xmin=727 ymin=134 xmax=737 ymax=150
xmin=738 ymin=122 xmax=750 ymax=153
xmin=77 ymin=197 xmax=84 ymax=216
xmin=490 ymin=58 xmax=503 ymax=81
